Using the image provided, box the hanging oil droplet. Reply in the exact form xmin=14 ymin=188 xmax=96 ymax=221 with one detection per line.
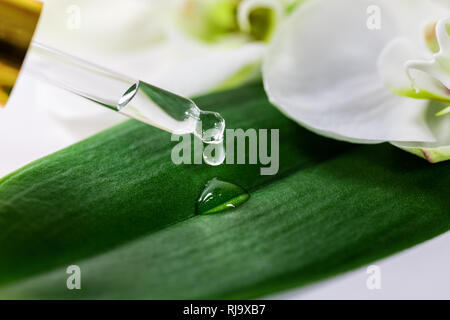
xmin=195 ymin=110 xmax=225 ymax=144
xmin=196 ymin=178 xmax=250 ymax=215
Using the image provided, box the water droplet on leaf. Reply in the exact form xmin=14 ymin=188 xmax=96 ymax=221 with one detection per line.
xmin=196 ymin=178 xmax=249 ymax=215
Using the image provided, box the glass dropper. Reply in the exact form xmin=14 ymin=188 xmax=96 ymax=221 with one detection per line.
xmin=0 ymin=0 xmax=224 ymax=144
xmin=22 ymin=41 xmax=225 ymax=144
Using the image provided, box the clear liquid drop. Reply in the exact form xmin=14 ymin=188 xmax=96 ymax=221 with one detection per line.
xmin=196 ymin=178 xmax=250 ymax=215
xmin=195 ymin=111 xmax=225 ymax=144
xmin=203 ymin=141 xmax=225 ymax=166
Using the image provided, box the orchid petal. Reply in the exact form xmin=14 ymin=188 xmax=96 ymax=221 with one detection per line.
xmin=263 ymin=0 xmax=438 ymax=143
xmin=378 ymin=37 xmax=450 ymax=103
xmin=391 ymin=101 xmax=450 ymax=163
xmin=37 ymin=0 xmax=171 ymax=54
xmin=378 ymin=18 xmax=450 ymax=104
xmin=432 ymin=0 xmax=450 ymax=10
xmin=150 ymin=40 xmax=266 ymax=96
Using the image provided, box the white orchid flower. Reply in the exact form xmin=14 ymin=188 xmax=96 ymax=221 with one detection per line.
xmin=33 ymin=0 xmax=289 ymax=141
xmin=263 ymin=0 xmax=450 ymax=163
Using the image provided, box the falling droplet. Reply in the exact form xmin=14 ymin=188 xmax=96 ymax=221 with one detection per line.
xmin=203 ymin=140 xmax=225 ymax=166
xmin=196 ymin=178 xmax=250 ymax=215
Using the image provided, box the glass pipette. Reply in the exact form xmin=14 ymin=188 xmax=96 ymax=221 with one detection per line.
xmin=0 ymin=0 xmax=224 ymax=143
xmin=23 ymin=41 xmax=225 ymax=144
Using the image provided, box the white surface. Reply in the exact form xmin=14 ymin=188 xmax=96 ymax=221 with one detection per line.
xmin=271 ymin=231 xmax=450 ymax=299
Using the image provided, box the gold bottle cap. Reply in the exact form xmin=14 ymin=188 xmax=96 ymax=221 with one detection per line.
xmin=0 ymin=0 xmax=43 ymax=106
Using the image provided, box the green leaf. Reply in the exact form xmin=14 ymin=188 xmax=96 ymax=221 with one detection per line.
xmin=0 ymin=83 xmax=449 ymax=299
